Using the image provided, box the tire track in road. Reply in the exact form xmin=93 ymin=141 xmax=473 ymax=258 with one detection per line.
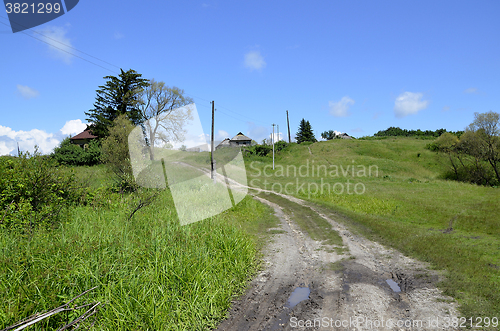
xmin=172 ymin=161 xmax=459 ymax=330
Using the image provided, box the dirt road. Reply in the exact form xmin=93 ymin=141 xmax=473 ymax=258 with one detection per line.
xmin=216 ymin=191 xmax=459 ymax=331
xmin=172 ymin=162 xmax=459 ymax=330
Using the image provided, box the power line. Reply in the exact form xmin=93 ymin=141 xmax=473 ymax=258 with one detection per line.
xmin=0 ymin=16 xmax=120 ymax=73
xmin=1 ymin=16 xmax=272 ymax=128
xmin=0 ymin=19 xmax=119 ymax=73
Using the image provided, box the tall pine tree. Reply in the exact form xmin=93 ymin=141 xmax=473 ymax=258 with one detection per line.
xmin=85 ymin=69 xmax=150 ymax=138
xmin=295 ymin=118 xmax=317 ymax=144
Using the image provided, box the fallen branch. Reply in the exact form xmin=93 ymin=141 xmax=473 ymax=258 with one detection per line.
xmin=1 ymin=286 xmax=100 ymax=331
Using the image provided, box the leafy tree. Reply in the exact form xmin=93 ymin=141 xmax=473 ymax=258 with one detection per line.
xmin=467 ymin=111 xmax=500 ymax=182
xmin=85 ymin=69 xmax=150 ymax=138
xmin=432 ymin=133 xmax=461 ymax=178
xmin=427 ymin=111 xmax=500 ymax=186
xmin=321 ymin=130 xmax=336 ymax=140
xmin=101 ymin=114 xmax=137 ymax=191
xmin=137 ymin=80 xmax=194 ymax=160
xmin=296 ymin=119 xmax=316 ymax=144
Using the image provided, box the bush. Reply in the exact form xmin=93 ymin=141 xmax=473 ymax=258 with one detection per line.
xmin=0 ymin=148 xmax=80 ymax=231
xmin=243 ymin=141 xmax=289 ymax=157
xmin=274 ymin=140 xmax=289 ymax=152
xmin=52 ymin=137 xmax=101 ymax=166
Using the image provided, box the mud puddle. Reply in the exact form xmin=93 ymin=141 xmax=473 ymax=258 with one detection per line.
xmin=214 ymin=187 xmax=460 ymax=330
xmin=286 ymin=287 xmax=311 ymax=308
xmin=386 ymin=279 xmax=401 ymax=292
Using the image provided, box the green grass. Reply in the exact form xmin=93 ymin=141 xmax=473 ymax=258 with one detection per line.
xmin=245 ymin=137 xmax=500 ymax=320
xmin=0 ymin=170 xmax=280 ymax=330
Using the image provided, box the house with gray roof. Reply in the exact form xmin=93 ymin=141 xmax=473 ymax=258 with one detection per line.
xmin=216 ymin=132 xmax=252 ymax=149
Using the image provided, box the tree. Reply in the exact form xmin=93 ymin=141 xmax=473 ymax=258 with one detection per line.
xmin=101 ymin=114 xmax=137 ymax=191
xmin=296 ymin=119 xmax=316 ymax=144
xmin=433 ymin=132 xmax=461 ymax=178
xmin=426 ymin=111 xmax=500 ymax=186
xmin=85 ymin=69 xmax=150 ymax=138
xmin=321 ymin=130 xmax=336 ymax=140
xmin=465 ymin=111 xmax=500 ymax=183
xmin=137 ymin=80 xmax=194 ymax=160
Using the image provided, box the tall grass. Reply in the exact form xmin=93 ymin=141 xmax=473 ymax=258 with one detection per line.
xmin=0 ymin=181 xmax=278 ymax=330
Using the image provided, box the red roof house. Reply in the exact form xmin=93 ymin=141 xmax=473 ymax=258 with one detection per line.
xmin=70 ymin=129 xmax=98 ymax=147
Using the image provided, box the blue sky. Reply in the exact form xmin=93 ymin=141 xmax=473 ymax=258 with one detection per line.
xmin=1 ymin=0 xmax=499 ymax=155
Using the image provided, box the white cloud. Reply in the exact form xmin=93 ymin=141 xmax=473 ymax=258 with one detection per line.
xmin=114 ymin=31 xmax=124 ymax=39
xmin=60 ymin=119 xmax=88 ymax=135
xmin=329 ymin=96 xmax=355 ymax=117
xmin=270 ymin=132 xmax=283 ymax=142
xmin=244 ymin=51 xmax=266 ymax=71
xmin=0 ymin=125 xmax=59 ymax=155
xmin=0 ymin=141 xmax=14 ymax=156
xmin=36 ymin=25 xmax=73 ymax=64
xmin=0 ymin=125 xmax=17 ymax=139
xmin=16 ymin=85 xmax=40 ymax=99
xmin=463 ymin=87 xmax=478 ymax=94
xmin=215 ymin=130 xmax=229 ymax=141
xmin=351 ymin=128 xmax=364 ymax=133
xmin=394 ymin=92 xmax=429 ymax=118
xmin=442 ymin=106 xmax=450 ymax=112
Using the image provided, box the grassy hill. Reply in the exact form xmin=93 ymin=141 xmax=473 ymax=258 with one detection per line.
xmin=246 ymin=137 xmax=500 ymax=319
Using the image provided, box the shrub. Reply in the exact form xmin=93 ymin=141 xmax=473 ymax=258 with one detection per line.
xmin=0 ymin=148 xmax=80 ymax=231
xmin=52 ymin=137 xmax=101 ymax=166
xmin=274 ymin=140 xmax=289 ymax=152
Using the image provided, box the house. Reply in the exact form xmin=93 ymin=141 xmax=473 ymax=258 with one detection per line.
xmin=216 ymin=138 xmax=231 ymax=150
xmin=70 ymin=129 xmax=98 ymax=147
xmin=216 ymin=132 xmax=252 ymax=149
xmin=229 ymin=132 xmax=252 ymax=147
xmin=339 ymin=133 xmax=352 ymax=139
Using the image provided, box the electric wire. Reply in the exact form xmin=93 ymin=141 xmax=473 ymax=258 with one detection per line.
xmin=1 ymin=16 xmax=274 ymax=128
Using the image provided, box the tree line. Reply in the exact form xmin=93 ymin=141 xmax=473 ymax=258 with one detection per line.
xmin=374 ymin=127 xmax=464 ymax=138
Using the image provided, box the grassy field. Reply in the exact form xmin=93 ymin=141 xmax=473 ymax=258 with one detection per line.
xmin=0 ymin=165 xmax=279 ymax=330
xmin=246 ymin=137 xmax=500 ymax=319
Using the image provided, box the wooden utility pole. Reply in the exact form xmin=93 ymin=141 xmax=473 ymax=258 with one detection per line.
xmin=211 ymin=101 xmax=215 ymax=183
xmin=286 ymin=110 xmax=291 ymax=143
xmin=272 ymin=124 xmax=276 ymax=170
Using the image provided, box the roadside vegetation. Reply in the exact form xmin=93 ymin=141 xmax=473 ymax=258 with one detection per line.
xmin=245 ymin=121 xmax=500 ymax=320
xmin=0 ymin=68 xmax=281 ymax=330
xmin=0 ymin=154 xmax=279 ymax=330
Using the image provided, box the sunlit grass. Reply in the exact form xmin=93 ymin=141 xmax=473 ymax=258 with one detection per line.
xmin=246 ymin=137 xmax=500 ymax=320
xmin=0 ymin=177 xmax=279 ymax=330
